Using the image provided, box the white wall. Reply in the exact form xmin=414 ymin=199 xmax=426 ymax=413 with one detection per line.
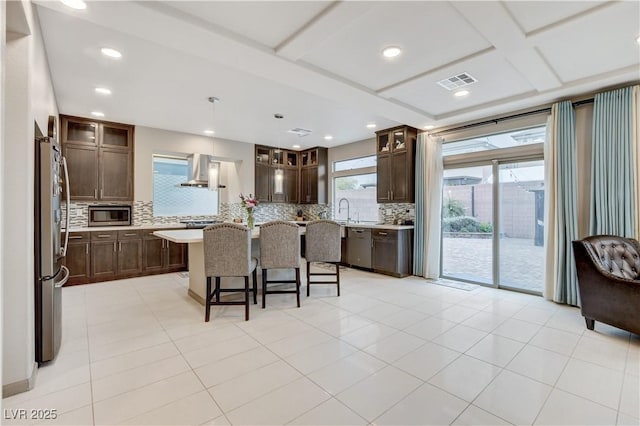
xmin=2 ymin=0 xmax=58 ymax=392
xmin=134 ymin=126 xmax=254 ymax=205
xmin=0 ymin=0 xmax=6 ymax=398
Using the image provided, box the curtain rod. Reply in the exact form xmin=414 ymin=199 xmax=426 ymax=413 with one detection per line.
xmin=429 ymin=97 xmax=595 ymax=137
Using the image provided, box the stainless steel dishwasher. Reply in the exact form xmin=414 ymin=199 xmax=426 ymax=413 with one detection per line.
xmin=347 ymin=227 xmax=372 ymax=269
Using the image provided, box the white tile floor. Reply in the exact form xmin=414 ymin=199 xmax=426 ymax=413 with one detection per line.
xmin=3 ymin=266 xmax=639 ymax=425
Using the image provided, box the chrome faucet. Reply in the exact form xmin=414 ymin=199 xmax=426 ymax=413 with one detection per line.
xmin=338 ymin=198 xmax=350 ymax=223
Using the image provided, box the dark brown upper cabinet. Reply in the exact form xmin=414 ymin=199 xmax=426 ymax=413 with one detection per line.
xmin=254 ymin=145 xmax=302 ymax=203
xmin=299 ymin=147 xmax=327 ymax=204
xmin=61 ymin=115 xmax=134 ymax=202
xmin=376 ymin=126 xmax=417 ymax=203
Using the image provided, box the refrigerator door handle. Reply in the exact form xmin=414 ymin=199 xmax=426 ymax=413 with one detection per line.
xmin=61 ymin=156 xmax=70 ymax=256
xmin=54 ymin=266 xmax=70 ymax=288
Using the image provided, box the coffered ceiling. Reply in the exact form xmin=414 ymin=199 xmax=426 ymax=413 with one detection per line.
xmin=35 ymin=1 xmax=640 ymax=148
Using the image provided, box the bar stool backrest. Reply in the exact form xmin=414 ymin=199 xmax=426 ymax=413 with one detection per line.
xmin=203 ymin=223 xmax=251 ymax=277
xmin=260 ymin=221 xmax=300 ymax=269
xmin=305 ymin=220 xmax=341 ymax=263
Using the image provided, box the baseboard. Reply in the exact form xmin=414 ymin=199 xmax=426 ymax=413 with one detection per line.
xmin=3 ymin=362 xmax=38 ymax=397
xmin=187 ymin=288 xmax=205 ymax=305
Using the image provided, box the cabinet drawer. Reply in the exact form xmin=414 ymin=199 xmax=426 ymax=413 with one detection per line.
xmin=118 ymin=230 xmax=142 ymax=240
xmin=90 ymin=231 xmax=118 ymax=241
xmin=66 ymin=232 xmax=90 ymax=242
xmin=372 ymin=229 xmax=397 ymax=240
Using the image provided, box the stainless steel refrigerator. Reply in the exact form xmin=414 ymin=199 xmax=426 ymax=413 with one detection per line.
xmin=35 ymin=118 xmax=70 ymax=363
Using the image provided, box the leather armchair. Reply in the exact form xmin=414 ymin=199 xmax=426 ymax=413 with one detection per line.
xmin=572 ymin=235 xmax=640 ymax=335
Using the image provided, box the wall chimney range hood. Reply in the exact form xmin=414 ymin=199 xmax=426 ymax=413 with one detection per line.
xmin=180 ymin=153 xmax=223 ymax=189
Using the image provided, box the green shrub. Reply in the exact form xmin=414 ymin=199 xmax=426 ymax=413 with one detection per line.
xmin=443 ymin=199 xmax=465 ymax=218
xmin=442 ymin=216 xmax=492 ymax=233
xmin=478 ymin=222 xmax=493 ymax=233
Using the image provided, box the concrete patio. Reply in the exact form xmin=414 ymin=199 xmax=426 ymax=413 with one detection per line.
xmin=442 ymin=237 xmax=545 ymax=293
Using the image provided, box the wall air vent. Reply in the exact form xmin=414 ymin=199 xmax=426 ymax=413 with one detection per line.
xmin=437 ymin=72 xmax=478 ymax=91
xmin=287 ymin=128 xmax=312 ymax=137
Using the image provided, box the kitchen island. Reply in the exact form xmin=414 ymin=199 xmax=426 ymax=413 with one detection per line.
xmin=155 ymin=222 xmax=414 ymax=304
xmin=154 ymin=227 xmax=305 ymax=304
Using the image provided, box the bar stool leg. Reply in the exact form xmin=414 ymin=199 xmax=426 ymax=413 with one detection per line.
xmin=252 ymin=268 xmax=258 ymax=304
xmin=262 ymin=269 xmax=267 ymax=309
xmin=306 ymin=261 xmax=311 ymax=297
xmin=295 ymin=267 xmax=301 ymax=308
xmin=244 ymin=276 xmax=250 ymax=321
xmin=205 ymin=276 xmax=212 ymax=322
xmin=215 ymin=277 xmax=221 ymax=303
xmin=336 ymin=263 xmax=341 ymax=297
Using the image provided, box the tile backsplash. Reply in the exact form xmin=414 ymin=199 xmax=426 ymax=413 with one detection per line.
xmin=63 ymin=201 xmax=332 ymax=228
xmin=378 ymin=203 xmax=416 ymax=225
xmin=62 ymin=201 xmax=413 ymax=228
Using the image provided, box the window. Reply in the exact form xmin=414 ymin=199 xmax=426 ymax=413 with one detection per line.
xmin=334 ymin=156 xmax=377 ymax=171
xmin=153 ymin=156 xmax=219 ymax=216
xmin=442 ymin=126 xmax=546 ymax=157
xmin=333 ymin=155 xmax=378 ymax=223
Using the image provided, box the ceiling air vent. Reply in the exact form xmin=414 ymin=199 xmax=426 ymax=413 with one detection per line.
xmin=287 ymin=128 xmax=312 ymax=137
xmin=437 ymin=72 xmax=478 ymax=91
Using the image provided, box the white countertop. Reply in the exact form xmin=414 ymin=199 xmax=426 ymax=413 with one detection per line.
xmin=154 ymin=227 xmax=299 ymax=243
xmin=342 ymin=223 xmax=414 ymax=230
xmin=154 ymin=222 xmax=413 ymax=244
xmin=65 ymin=223 xmax=187 ymax=232
xmin=67 ymin=221 xmax=414 ymax=234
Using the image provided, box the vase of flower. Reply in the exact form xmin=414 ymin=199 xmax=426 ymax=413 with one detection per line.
xmin=247 ymin=210 xmax=255 ymax=229
xmin=240 ymin=193 xmax=258 ymax=229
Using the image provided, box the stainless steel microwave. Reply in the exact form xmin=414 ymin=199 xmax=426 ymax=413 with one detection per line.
xmin=88 ymin=205 xmax=132 ymax=227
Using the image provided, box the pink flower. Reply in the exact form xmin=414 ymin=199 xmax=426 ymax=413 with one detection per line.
xmin=239 ymin=193 xmax=259 ymax=211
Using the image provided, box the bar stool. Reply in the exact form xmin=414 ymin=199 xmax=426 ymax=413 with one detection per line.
xmin=305 ymin=220 xmax=341 ymax=297
xmin=203 ymin=223 xmax=258 ymax=322
xmin=259 ymin=220 xmax=301 ymax=308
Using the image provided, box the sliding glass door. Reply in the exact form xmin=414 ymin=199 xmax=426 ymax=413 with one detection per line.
xmin=440 ymin=126 xmax=546 ymax=295
xmin=441 ymin=165 xmax=494 ymax=285
xmin=498 ymin=160 xmax=545 ymax=293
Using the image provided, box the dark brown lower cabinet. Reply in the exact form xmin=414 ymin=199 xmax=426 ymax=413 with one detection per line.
xmin=166 ymin=241 xmax=187 ymax=269
xmin=65 ymin=229 xmax=187 ymax=286
xmin=143 ymin=234 xmax=165 ymax=272
xmin=371 ymin=229 xmax=413 ymax=277
xmin=91 ymin=240 xmax=118 ymax=279
xmin=65 ymin=242 xmax=90 ymax=284
xmin=117 ymin=239 xmax=143 ymax=275
xmin=143 ymin=231 xmax=187 ymax=271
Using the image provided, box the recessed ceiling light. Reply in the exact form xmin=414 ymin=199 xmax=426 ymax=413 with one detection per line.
xmin=382 ymin=46 xmax=402 ymax=59
xmin=91 ymin=111 xmax=105 ymax=117
xmin=636 ymin=35 xmax=640 ymax=45
xmin=366 ymin=123 xmax=377 ymax=129
xmin=292 ymin=144 xmax=301 ymax=149
xmin=423 ymin=125 xmax=435 ymax=130
xmin=61 ymin=0 xmax=86 ymax=10
xmin=101 ymin=48 xmax=122 ymax=59
xmin=204 ymin=130 xmax=215 ymax=135
xmin=95 ymin=87 xmax=111 ymax=95
xmin=454 ymin=90 xmax=469 ymax=97
xmin=324 ymin=135 xmax=333 ymax=140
